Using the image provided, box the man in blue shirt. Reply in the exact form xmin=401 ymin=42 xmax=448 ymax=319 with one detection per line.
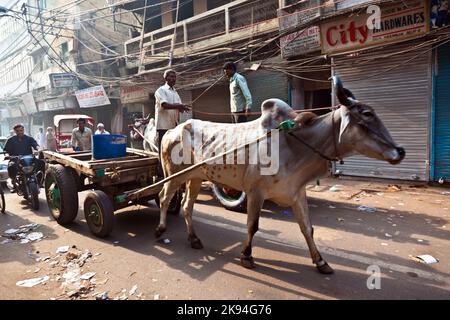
xmin=4 ymin=123 xmax=45 ymax=189
xmin=223 ymin=62 xmax=253 ymax=123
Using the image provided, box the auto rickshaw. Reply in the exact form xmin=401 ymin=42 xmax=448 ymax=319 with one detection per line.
xmin=53 ymin=115 xmax=95 ymax=153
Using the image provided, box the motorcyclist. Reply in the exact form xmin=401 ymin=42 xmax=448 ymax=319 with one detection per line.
xmin=3 ymin=123 xmax=45 ymax=190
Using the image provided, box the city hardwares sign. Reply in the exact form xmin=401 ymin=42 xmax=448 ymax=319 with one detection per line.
xmin=320 ymin=0 xmax=428 ymax=54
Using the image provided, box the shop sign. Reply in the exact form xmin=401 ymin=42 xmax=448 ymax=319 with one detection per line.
xmin=49 ymin=73 xmax=78 ymax=88
xmin=75 ymin=85 xmax=111 ymax=108
xmin=321 ymin=0 xmax=428 ymax=54
xmin=120 ymin=85 xmax=150 ymax=104
xmin=279 ymin=3 xmax=322 ymax=58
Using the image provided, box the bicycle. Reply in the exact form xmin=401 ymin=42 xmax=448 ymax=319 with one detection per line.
xmin=0 ymin=182 xmax=4 ymax=214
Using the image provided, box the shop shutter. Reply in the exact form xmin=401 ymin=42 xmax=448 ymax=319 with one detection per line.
xmin=433 ymin=43 xmax=450 ymax=181
xmin=333 ymin=43 xmax=431 ymax=181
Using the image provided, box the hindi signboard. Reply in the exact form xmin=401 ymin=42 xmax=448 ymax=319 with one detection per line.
xmin=75 ymin=85 xmax=111 ymax=108
xmin=120 ymin=85 xmax=151 ymax=104
xmin=49 ymin=73 xmax=78 ymax=88
xmin=278 ymin=3 xmax=321 ymax=58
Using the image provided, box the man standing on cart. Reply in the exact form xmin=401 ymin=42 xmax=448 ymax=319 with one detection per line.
xmin=154 ymin=69 xmax=191 ymax=175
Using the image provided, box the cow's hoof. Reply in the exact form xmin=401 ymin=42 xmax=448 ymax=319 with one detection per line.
xmin=316 ymin=261 xmax=334 ymax=274
xmin=155 ymin=226 xmax=166 ymax=238
xmin=190 ymin=238 xmax=203 ymax=250
xmin=240 ymin=256 xmax=255 ymax=269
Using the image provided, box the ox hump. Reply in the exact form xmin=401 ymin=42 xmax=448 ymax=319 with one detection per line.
xmin=260 ymin=98 xmax=296 ymax=130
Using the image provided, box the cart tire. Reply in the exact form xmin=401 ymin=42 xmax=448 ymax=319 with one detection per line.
xmin=155 ymin=189 xmax=182 ymax=215
xmin=45 ymin=164 xmax=79 ymax=224
xmin=84 ymin=190 xmax=114 ymax=238
xmin=211 ymin=184 xmax=247 ymax=213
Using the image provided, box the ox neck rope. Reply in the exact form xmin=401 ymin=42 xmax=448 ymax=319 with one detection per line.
xmin=286 ymin=109 xmax=344 ymax=164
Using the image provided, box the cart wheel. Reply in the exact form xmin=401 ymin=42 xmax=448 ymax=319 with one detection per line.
xmin=45 ymin=164 xmax=79 ymax=224
xmin=84 ymin=190 xmax=114 ymax=238
xmin=155 ymin=189 xmax=182 ymax=215
xmin=211 ymin=184 xmax=247 ymax=213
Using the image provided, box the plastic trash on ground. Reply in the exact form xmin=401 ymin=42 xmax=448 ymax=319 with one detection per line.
xmin=56 ymin=246 xmax=70 ymax=254
xmin=96 ymin=292 xmax=109 ymax=300
xmin=16 ymin=276 xmax=49 ymax=287
xmin=412 ymin=255 xmax=439 ymax=265
xmin=357 ymin=205 xmax=377 ymax=213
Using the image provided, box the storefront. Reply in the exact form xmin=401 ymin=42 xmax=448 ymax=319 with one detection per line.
xmin=322 ymin=0 xmax=433 ymax=181
xmin=332 ymin=43 xmax=432 ymax=181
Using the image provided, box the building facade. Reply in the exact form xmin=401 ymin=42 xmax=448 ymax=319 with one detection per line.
xmin=279 ymin=0 xmax=449 ymax=183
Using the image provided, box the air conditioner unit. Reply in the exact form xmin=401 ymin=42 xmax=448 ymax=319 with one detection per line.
xmin=68 ymin=39 xmax=78 ymax=53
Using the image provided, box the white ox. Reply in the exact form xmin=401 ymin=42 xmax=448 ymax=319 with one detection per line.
xmin=156 ymin=77 xmax=405 ymax=274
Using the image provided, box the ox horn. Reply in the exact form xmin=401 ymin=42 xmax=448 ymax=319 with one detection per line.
xmin=333 ymin=76 xmax=357 ymax=107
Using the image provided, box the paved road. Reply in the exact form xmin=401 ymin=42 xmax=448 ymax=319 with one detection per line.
xmin=0 ymin=179 xmax=449 ymax=300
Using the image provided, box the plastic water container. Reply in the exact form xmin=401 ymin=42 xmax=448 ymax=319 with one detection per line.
xmin=92 ymin=134 xmax=127 ymax=160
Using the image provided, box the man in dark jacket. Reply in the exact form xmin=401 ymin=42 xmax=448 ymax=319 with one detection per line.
xmin=4 ymin=123 xmax=45 ymax=189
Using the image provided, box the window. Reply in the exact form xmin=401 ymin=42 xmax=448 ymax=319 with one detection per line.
xmin=61 ymin=42 xmax=68 ymax=61
xmin=38 ymin=0 xmax=47 ymax=10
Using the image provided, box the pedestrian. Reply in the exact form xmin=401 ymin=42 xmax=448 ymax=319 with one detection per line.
xmin=95 ymin=123 xmax=110 ymax=135
xmin=71 ymin=118 xmax=92 ymax=151
xmin=46 ymin=127 xmax=57 ymax=151
xmin=35 ymin=127 xmax=46 ymax=149
xmin=223 ymin=61 xmax=252 ymax=123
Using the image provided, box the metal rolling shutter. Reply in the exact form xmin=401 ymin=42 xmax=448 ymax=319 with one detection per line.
xmin=333 ymin=43 xmax=431 ymax=181
xmin=246 ymin=70 xmax=289 ymax=110
xmin=434 ymin=44 xmax=450 ymax=181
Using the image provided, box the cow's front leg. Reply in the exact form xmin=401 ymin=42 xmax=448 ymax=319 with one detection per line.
xmin=240 ymin=193 xmax=264 ymax=269
xmin=292 ymin=189 xmax=334 ymax=274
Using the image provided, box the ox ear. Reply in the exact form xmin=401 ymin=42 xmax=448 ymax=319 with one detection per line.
xmin=339 ymin=106 xmax=351 ymax=143
xmin=333 ymin=76 xmax=357 ymax=108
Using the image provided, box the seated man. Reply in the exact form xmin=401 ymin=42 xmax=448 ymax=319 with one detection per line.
xmin=3 ymin=123 xmax=45 ymax=189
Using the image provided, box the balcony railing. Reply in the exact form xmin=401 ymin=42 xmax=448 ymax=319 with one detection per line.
xmin=124 ymin=0 xmax=279 ymax=69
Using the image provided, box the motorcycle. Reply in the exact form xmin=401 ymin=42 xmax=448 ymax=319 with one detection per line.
xmin=7 ymin=155 xmax=43 ymax=210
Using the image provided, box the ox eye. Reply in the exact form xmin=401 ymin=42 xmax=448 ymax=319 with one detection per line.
xmin=362 ymin=110 xmax=374 ymax=118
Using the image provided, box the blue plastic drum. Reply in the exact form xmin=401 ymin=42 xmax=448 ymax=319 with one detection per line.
xmin=92 ymin=134 xmax=127 ymax=160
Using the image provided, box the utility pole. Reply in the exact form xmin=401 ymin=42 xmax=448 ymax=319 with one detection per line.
xmin=169 ymin=0 xmax=180 ymax=67
xmin=37 ymin=0 xmax=45 ymax=41
xmin=138 ymin=0 xmax=148 ymax=73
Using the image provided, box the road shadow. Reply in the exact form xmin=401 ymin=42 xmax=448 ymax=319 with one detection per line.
xmin=197 ymin=189 xmax=449 ymax=246
xmin=61 ymin=200 xmax=449 ymax=299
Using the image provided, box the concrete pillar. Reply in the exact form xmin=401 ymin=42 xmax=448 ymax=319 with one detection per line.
xmin=290 ymin=77 xmax=305 ymax=110
xmin=161 ymin=2 xmax=173 ymax=27
xmin=194 ymin=0 xmax=207 ymax=15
